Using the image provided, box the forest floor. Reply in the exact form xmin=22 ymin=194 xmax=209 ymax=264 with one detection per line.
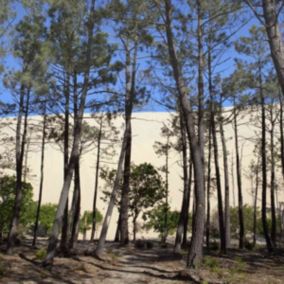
xmin=0 ymin=240 xmax=284 ymax=284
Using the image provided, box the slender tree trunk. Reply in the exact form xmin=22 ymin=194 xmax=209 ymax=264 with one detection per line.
xmin=233 ymin=101 xmax=245 ymax=249
xmin=279 ymin=92 xmax=284 ymax=179
xmin=114 ymin=214 xmax=121 ymax=242
xmin=43 ymin=1 xmax=96 ymax=265
xmin=133 ymin=213 xmax=138 ymax=242
xmin=68 ymin=72 xmax=81 ymax=250
xmin=219 ymin=112 xmax=230 ymax=249
xmin=259 ymin=69 xmax=273 ymax=252
xmin=68 ymin=156 xmax=81 ymax=249
xmin=94 ymin=124 xmax=129 ymax=257
xmin=90 ymin=117 xmax=103 ymax=241
xmin=164 ymin=0 xmax=205 ymax=267
xmin=7 ymin=86 xmax=30 ymax=252
xmin=60 ymin=71 xmax=70 ymax=254
xmin=183 ymin=160 xmax=193 ymax=248
xmin=23 ymin=136 xmax=30 ymax=183
xmin=211 ymin=113 xmax=226 ymax=252
xmin=120 ymin=42 xmax=137 ymax=245
xmin=262 ymin=0 xmax=284 ymax=96
xmin=175 ymin=114 xmax=190 ymax=252
xmin=269 ymin=108 xmax=276 ymax=247
xmin=206 ymin=124 xmax=212 ymax=249
xmin=161 ymin=135 xmax=169 ymax=245
xmin=120 ymin=119 xmax=132 ymax=244
xmin=208 ymin=45 xmax=226 ymax=252
xmin=32 ymin=106 xmax=47 ymax=247
xmin=253 ymin=157 xmax=259 ymax=247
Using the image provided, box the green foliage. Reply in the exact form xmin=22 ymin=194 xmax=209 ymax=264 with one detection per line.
xmin=0 ymin=175 xmax=35 ymax=236
xmin=101 ymin=163 xmax=165 ymax=222
xmin=36 ymin=203 xmax=57 ymax=235
xmin=129 ymin=163 xmax=165 ymax=219
xmin=143 ymin=203 xmax=179 ymax=237
xmin=79 ymin=210 xmax=103 ymax=234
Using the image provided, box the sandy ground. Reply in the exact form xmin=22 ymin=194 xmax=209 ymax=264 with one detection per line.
xmin=0 ymin=241 xmax=284 ymax=284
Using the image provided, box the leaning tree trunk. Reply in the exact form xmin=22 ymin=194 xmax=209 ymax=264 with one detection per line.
xmin=68 ymin=72 xmax=81 ymax=250
xmin=32 ymin=106 xmax=47 ymax=247
xmin=7 ymin=86 xmax=30 ymax=252
xmin=233 ymin=101 xmax=245 ymax=249
xmin=164 ymin=0 xmax=205 ymax=268
xmin=42 ymin=0 xmax=96 ymax=265
xmin=90 ymin=117 xmax=103 ymax=241
xmin=68 ymin=155 xmax=81 ymax=249
xmin=120 ymin=42 xmax=137 ymax=245
xmin=94 ymin=124 xmax=129 ymax=257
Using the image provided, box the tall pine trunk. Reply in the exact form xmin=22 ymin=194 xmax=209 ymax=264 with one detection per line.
xmin=233 ymin=100 xmax=245 ymax=249
xmin=269 ymin=106 xmax=276 ymax=247
xmin=120 ymin=42 xmax=137 ymax=245
xmin=175 ymin=114 xmax=190 ymax=252
xmin=259 ymin=68 xmax=273 ymax=252
xmin=253 ymin=157 xmax=259 ymax=247
xmin=206 ymin=126 xmax=212 ymax=249
xmin=32 ymin=105 xmax=47 ymax=247
xmin=262 ymin=0 xmax=284 ymax=96
xmin=7 ymin=86 xmax=30 ymax=252
xmin=43 ymin=0 xmax=96 ymax=265
xmin=60 ymin=71 xmax=70 ymax=254
xmin=164 ymin=0 xmax=205 ymax=267
xmin=219 ymin=111 xmax=230 ymax=249
xmin=90 ymin=117 xmax=103 ymax=241
xmin=94 ymin=124 xmax=129 ymax=257
xmin=208 ymin=47 xmax=225 ymax=252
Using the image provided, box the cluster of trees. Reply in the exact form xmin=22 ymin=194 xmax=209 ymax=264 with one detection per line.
xmin=0 ymin=0 xmax=284 ymax=269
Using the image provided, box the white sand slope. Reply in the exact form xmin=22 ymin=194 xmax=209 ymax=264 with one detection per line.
xmin=0 ymin=109 xmax=283 ymax=240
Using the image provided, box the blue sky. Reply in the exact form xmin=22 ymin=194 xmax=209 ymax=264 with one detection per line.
xmin=0 ymin=2 xmax=261 ymax=113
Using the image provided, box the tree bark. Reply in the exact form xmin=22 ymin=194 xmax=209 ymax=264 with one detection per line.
xmin=262 ymin=0 xmax=284 ymax=96
xmin=175 ymin=114 xmax=190 ymax=252
xmin=219 ymin=111 xmax=230 ymax=249
xmin=279 ymin=93 xmax=284 ymax=179
xmin=161 ymin=135 xmax=169 ymax=245
xmin=164 ymin=0 xmax=205 ymax=268
xmin=269 ymin=106 xmax=276 ymax=247
xmin=7 ymin=86 xmax=30 ymax=252
xmin=60 ymin=70 xmax=70 ymax=254
xmin=68 ymin=155 xmax=81 ymax=249
xmin=43 ymin=0 xmax=96 ymax=265
xmin=94 ymin=124 xmax=129 ymax=257
xmin=206 ymin=124 xmax=212 ymax=249
xmin=120 ymin=42 xmax=137 ymax=245
xmin=32 ymin=105 xmax=47 ymax=247
xmin=208 ymin=46 xmax=225 ymax=253
xmin=233 ymin=100 xmax=245 ymax=249
xmin=253 ymin=157 xmax=259 ymax=247
xmin=258 ymin=67 xmax=273 ymax=252
xmin=90 ymin=117 xmax=103 ymax=241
